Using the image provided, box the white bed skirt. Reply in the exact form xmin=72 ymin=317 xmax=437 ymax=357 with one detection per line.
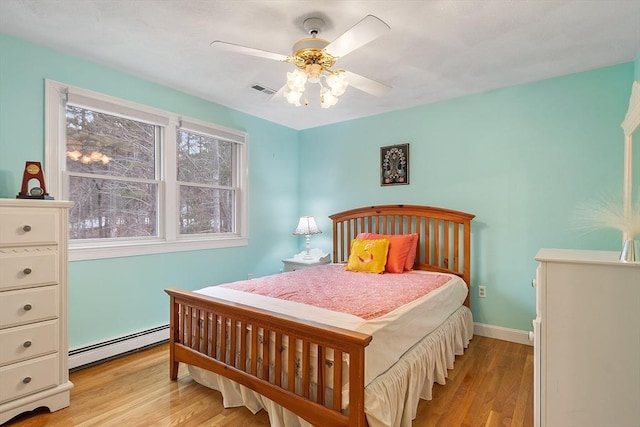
xmin=188 ymin=305 xmax=473 ymax=427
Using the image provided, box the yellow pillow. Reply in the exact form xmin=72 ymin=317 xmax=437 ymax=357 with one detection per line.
xmin=346 ymin=238 xmax=390 ymax=273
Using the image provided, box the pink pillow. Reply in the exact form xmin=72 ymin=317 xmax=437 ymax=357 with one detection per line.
xmin=403 ymin=234 xmax=419 ymax=271
xmin=357 ymin=233 xmax=416 ymax=273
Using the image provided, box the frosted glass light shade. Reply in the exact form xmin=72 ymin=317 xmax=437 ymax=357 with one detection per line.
xmin=286 ymin=69 xmax=307 ymax=92
xmin=320 ymin=87 xmax=338 ymax=108
xmin=284 ymin=89 xmax=303 ymax=106
xmin=326 ymin=72 xmax=349 ymax=97
xmin=293 ymin=216 xmax=321 ymax=235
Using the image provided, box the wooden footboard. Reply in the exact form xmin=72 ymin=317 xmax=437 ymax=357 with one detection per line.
xmin=165 ymin=288 xmax=373 ymax=427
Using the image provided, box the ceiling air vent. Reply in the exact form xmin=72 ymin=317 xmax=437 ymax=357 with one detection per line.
xmin=251 ymin=84 xmax=276 ymax=95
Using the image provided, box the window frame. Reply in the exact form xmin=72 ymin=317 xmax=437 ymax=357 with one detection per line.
xmin=45 ymin=79 xmax=249 ymax=261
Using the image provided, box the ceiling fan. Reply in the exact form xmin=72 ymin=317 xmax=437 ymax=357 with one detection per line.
xmin=210 ymin=15 xmax=392 ymax=108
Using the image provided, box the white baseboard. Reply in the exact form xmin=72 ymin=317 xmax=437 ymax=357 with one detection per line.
xmin=474 ymin=322 xmax=533 ymax=346
xmin=68 ymin=324 xmax=169 ymax=370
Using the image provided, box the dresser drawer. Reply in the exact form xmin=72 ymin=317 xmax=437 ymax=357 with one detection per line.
xmin=0 ymin=320 xmax=59 ymax=366
xmin=0 ymin=252 xmax=58 ymax=291
xmin=0 ymin=286 xmax=58 ymax=329
xmin=0 ymin=208 xmax=58 ymax=246
xmin=0 ymin=353 xmax=59 ymax=404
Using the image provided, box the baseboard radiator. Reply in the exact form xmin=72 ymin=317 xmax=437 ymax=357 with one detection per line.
xmin=68 ymin=324 xmax=170 ymax=370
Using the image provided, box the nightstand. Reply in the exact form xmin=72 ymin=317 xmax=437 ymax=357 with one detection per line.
xmin=282 ymin=254 xmax=330 ymax=272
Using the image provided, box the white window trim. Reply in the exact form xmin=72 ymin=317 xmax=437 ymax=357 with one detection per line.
xmin=45 ymin=79 xmax=249 ymax=261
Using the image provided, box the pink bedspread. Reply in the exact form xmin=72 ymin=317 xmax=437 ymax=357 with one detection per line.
xmin=221 ymin=264 xmax=453 ymax=320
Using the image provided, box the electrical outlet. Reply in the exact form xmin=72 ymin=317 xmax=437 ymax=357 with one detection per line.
xmin=478 ymin=285 xmax=486 ymax=298
xmin=247 ymin=273 xmax=253 ymax=280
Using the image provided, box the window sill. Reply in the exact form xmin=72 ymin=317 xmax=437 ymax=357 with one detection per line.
xmin=69 ymin=237 xmax=248 ymax=261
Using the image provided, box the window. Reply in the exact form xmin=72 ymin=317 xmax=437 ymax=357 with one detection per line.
xmin=177 ymin=126 xmax=236 ymax=235
xmin=45 ymin=80 xmax=248 ymax=261
xmin=65 ymin=105 xmax=160 ymax=240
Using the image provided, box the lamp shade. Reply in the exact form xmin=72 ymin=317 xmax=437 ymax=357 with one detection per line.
xmin=293 ymin=216 xmax=321 ymax=236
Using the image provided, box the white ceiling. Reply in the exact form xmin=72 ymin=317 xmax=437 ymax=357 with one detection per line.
xmin=1 ymin=0 xmax=639 ymax=130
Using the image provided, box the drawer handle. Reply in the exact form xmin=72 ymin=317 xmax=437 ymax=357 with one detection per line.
xmin=22 ymin=225 xmax=32 ymax=232
xmin=23 ymin=340 xmax=32 ymax=348
xmin=22 ymin=376 xmax=32 ymax=384
xmin=23 ymin=268 xmax=32 ymax=275
xmin=23 ymin=304 xmax=32 ymax=311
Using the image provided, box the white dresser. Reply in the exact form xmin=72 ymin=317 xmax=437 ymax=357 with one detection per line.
xmin=533 ymin=248 xmax=640 ymax=427
xmin=0 ymin=199 xmax=73 ymax=424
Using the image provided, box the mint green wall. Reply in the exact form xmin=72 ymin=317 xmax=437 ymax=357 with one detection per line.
xmin=1 ymin=32 xmax=637 ymax=348
xmin=299 ymin=63 xmax=636 ymax=331
xmin=0 ymin=34 xmax=300 ymax=348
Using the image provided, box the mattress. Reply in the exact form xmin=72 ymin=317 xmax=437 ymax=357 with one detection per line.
xmin=192 ymin=266 xmax=468 ymax=386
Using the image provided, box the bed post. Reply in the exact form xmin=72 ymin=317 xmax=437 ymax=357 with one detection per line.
xmin=349 ymin=347 xmax=367 ymax=427
xmin=463 ymin=217 xmax=472 ymax=307
xmin=169 ymin=293 xmax=179 ymax=380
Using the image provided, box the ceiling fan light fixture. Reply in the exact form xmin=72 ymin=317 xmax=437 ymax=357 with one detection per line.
xmin=285 ymin=68 xmax=349 ymax=108
xmin=210 ymin=14 xmax=391 ymax=110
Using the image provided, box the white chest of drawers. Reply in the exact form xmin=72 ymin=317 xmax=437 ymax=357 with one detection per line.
xmin=0 ymin=199 xmax=73 ymax=424
xmin=533 ymin=248 xmax=640 ymax=427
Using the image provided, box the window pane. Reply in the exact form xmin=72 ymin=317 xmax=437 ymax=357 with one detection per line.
xmin=66 ymin=105 xmax=156 ymax=179
xmin=177 ymin=130 xmax=233 ymax=186
xmin=69 ymin=176 xmax=158 ymax=239
xmin=180 ymin=186 xmax=235 ymax=234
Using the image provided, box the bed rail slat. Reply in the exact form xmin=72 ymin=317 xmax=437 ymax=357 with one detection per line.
xmin=274 ymin=332 xmax=283 ymax=386
xmin=251 ymin=326 xmax=258 ymax=375
xmin=443 ymin=220 xmax=450 ymax=268
xmin=239 ymin=320 xmax=247 ymax=369
xmin=433 ymin=219 xmax=440 ymax=266
xmin=302 ymin=340 xmax=310 ymax=398
xmin=453 ymin=223 xmax=460 ymax=272
xmin=317 ymin=345 xmax=325 ymax=405
xmin=333 ymin=349 xmax=343 ymax=410
xmin=287 ymin=337 xmax=296 ymax=392
xmin=262 ymin=328 xmax=270 ymax=380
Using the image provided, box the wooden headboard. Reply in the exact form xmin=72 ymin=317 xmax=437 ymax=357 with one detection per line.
xmin=329 ymin=204 xmax=475 ymax=306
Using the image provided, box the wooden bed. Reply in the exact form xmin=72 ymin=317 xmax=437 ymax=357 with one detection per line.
xmin=165 ymin=204 xmax=474 ymax=427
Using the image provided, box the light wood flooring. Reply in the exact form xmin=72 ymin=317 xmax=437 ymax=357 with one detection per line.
xmin=6 ymin=335 xmax=533 ymax=426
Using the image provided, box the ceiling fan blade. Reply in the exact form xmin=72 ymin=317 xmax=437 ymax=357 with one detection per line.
xmin=324 ymin=15 xmax=390 ymax=58
xmin=343 ymin=70 xmax=391 ymax=97
xmin=210 ymin=40 xmax=289 ymax=62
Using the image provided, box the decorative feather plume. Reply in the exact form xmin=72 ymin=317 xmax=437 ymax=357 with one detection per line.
xmin=572 ymin=194 xmax=640 ymax=238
